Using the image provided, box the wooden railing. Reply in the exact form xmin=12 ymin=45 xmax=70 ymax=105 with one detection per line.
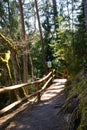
xmin=0 ymin=70 xmax=55 ymax=116
xmin=55 ymin=70 xmax=68 ymax=79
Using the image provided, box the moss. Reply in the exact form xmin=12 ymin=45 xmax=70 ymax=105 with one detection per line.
xmin=0 ymin=51 xmax=12 ymax=84
xmin=77 ymin=89 xmax=87 ymax=130
xmin=77 ymin=107 xmax=87 ymax=130
xmin=64 ymin=70 xmax=87 ymax=130
xmin=65 ymin=71 xmax=85 ymax=96
xmin=64 ymin=79 xmax=72 ymax=95
xmin=65 ymin=79 xmax=87 ymax=100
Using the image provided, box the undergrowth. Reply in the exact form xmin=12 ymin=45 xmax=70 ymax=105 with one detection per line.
xmin=64 ymin=70 xmax=87 ymax=130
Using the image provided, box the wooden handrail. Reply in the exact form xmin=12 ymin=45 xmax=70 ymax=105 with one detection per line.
xmin=0 ymin=70 xmax=55 ymax=116
xmin=55 ymin=70 xmax=68 ymax=79
xmin=0 ymin=71 xmax=53 ymax=93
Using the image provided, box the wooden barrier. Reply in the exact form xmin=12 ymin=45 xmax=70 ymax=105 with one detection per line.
xmin=0 ymin=70 xmax=55 ymax=116
xmin=55 ymin=70 xmax=68 ymax=79
xmin=55 ymin=71 xmax=63 ymax=78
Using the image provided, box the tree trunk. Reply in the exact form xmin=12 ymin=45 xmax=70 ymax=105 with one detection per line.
xmin=28 ymin=49 xmax=34 ymax=80
xmin=0 ymin=33 xmax=26 ymax=101
xmin=33 ymin=0 xmax=37 ymax=31
xmin=52 ymin=0 xmax=58 ymax=21
xmin=35 ymin=0 xmax=48 ymax=74
xmin=66 ymin=0 xmax=71 ymax=29
xmin=11 ymin=50 xmax=21 ymax=84
xmin=71 ymin=0 xmax=75 ymax=58
xmin=83 ymin=0 xmax=87 ymax=32
xmin=0 ymin=33 xmax=21 ymax=84
xmin=52 ymin=0 xmax=58 ymax=39
xmin=18 ymin=0 xmax=28 ymax=83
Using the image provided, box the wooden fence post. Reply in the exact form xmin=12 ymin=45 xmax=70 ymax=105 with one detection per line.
xmin=36 ymin=78 xmax=41 ymax=102
xmin=37 ymin=83 xmax=40 ymax=102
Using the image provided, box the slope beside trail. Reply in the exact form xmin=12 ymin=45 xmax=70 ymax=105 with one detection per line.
xmin=4 ymin=79 xmax=68 ymax=130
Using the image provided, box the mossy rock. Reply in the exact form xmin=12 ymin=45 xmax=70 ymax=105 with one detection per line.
xmin=77 ymin=89 xmax=87 ymax=130
xmin=77 ymin=109 xmax=87 ymax=130
xmin=69 ymin=107 xmax=81 ymax=130
xmin=63 ymin=70 xmax=87 ymax=130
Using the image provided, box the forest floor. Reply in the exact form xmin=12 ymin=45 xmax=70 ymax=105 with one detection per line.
xmin=0 ymin=79 xmax=68 ymax=130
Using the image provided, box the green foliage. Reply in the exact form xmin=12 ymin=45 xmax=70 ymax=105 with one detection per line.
xmin=64 ymin=70 xmax=87 ymax=130
xmin=49 ymin=20 xmax=73 ymax=72
xmin=29 ymin=36 xmax=45 ymax=76
xmin=77 ymin=89 xmax=87 ymax=130
xmin=0 ymin=0 xmax=21 ymax=40
xmin=69 ymin=79 xmax=86 ymax=97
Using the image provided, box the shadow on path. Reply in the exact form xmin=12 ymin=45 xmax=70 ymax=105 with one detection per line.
xmin=2 ymin=79 xmax=68 ymax=130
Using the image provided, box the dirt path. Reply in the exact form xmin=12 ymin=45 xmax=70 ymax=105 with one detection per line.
xmin=3 ymin=79 xmax=68 ymax=130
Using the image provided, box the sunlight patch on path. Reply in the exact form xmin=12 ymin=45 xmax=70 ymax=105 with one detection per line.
xmin=41 ymin=79 xmax=67 ymax=101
